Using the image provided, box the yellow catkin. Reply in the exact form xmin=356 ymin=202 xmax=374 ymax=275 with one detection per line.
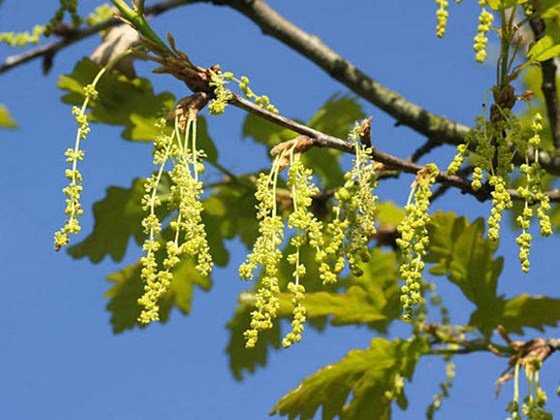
xmin=435 ymin=0 xmax=449 ymax=38
xmin=473 ymin=5 xmax=493 ymax=63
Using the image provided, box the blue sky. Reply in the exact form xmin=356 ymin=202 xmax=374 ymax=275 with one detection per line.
xmin=2 ymin=1 xmax=560 ymax=419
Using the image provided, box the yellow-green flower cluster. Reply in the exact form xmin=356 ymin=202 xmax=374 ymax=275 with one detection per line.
xmin=169 ymin=162 xmax=213 ymax=276
xmin=488 ymin=175 xmax=512 ymax=241
xmin=527 ymin=114 xmax=552 ymax=237
xmin=208 ymin=71 xmax=278 ymax=115
xmin=471 ymin=166 xmax=484 ymax=190
xmin=86 ymin=4 xmax=114 ymax=27
xmin=333 ymin=126 xmax=379 ymax=277
xmin=0 ymin=25 xmax=44 ymax=47
xmin=282 ymin=282 xmax=306 ymax=348
xmin=237 ymin=76 xmax=278 ymax=113
xmin=513 ymin=113 xmax=553 ymax=272
xmin=45 ymin=0 xmax=82 ymax=36
xmin=240 ymin=157 xmax=284 ymax=348
xmin=474 ymin=5 xmax=493 ymax=63
xmin=427 ymin=360 xmax=456 ymax=419
xmin=138 ymin=121 xmax=175 ymax=324
xmin=396 ymin=164 xmax=439 ymax=320
xmin=54 ymin=72 xmax=105 ymax=251
xmin=507 ymin=361 xmax=552 ymax=419
xmin=208 ymin=71 xmax=234 ymax=115
xmin=435 ymin=0 xmax=449 ymax=38
xmin=447 ymin=143 xmax=467 ymax=175
xmin=137 ymin=114 xmax=213 ymax=324
xmin=515 ymin=201 xmax=532 ymax=273
xmin=282 ymin=148 xmax=323 ymax=345
xmin=317 ymin=210 xmax=348 ymax=283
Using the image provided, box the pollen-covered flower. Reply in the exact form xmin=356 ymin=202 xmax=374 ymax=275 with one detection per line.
xmin=488 ymin=175 xmax=512 ymax=242
xmin=435 ymin=0 xmax=449 ymax=38
xmin=208 ymin=70 xmax=233 ymax=115
xmin=447 ymin=144 xmax=468 ymax=175
xmin=473 ymin=7 xmax=493 ymax=63
xmin=330 ymin=122 xmax=379 ymax=278
xmin=282 ymin=282 xmax=306 ymax=348
xmin=137 ymin=112 xmax=213 ymax=325
xmin=54 ymin=70 xmax=106 ymax=251
xmin=240 ymin=155 xmax=285 ymax=348
xmin=396 ymin=163 xmax=438 ymax=320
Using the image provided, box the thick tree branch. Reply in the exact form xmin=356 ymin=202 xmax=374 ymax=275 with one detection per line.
xmin=0 ymin=0 xmax=202 ymax=74
xmin=220 ymin=0 xmax=470 ymax=146
xmin=528 ymin=14 xmax=560 ymax=149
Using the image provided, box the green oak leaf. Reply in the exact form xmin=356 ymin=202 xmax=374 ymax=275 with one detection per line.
xmin=528 ymin=35 xmax=560 ymax=62
xmin=426 ymin=212 xmax=504 ymax=335
xmin=470 ymin=294 xmax=560 ymax=335
xmin=204 ymin=179 xmax=259 ymax=248
xmin=58 ymin=58 xmax=175 ymax=141
xmin=271 ymin=337 xmax=427 ymax=420
xmin=376 ymin=201 xmax=406 ymax=228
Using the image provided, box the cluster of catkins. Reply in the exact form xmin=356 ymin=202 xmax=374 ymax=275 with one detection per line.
xmin=137 ymin=110 xmax=212 ymax=324
xmin=240 ymin=123 xmax=383 ymax=348
xmin=448 ymin=111 xmax=552 ymax=273
xmin=434 ymin=0 xmax=494 ymax=63
xmin=54 ymin=70 xmax=214 ymax=323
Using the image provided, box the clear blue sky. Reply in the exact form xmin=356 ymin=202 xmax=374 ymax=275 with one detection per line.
xmin=1 ymin=1 xmax=560 ymax=419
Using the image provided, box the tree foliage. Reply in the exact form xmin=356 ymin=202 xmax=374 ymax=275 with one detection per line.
xmin=3 ymin=0 xmax=560 ymax=419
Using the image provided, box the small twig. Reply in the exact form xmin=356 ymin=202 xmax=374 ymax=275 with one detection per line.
xmin=410 ymin=139 xmax=443 ymax=163
xmin=431 ymin=165 xmax=474 ymax=202
xmin=0 ymin=0 xmax=203 ymax=74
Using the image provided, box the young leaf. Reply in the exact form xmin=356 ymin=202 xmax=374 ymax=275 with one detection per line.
xmin=427 ymin=212 xmax=502 ymax=308
xmin=470 ymin=294 xmax=560 ymax=335
xmin=271 ymin=337 xmax=427 ymax=420
xmin=528 ymin=35 xmax=560 ymax=62
xmin=427 ymin=212 xmax=505 ymax=335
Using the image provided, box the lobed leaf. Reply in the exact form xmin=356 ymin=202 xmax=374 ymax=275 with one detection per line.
xmin=59 ymin=58 xmax=175 ymax=141
xmin=271 ymin=337 xmax=427 ymax=420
